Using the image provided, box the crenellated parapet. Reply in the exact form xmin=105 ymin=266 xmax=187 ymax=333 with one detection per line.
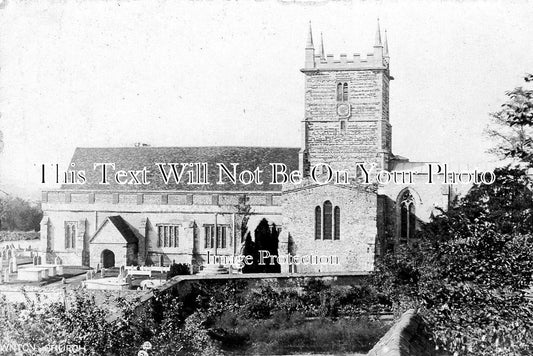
xmin=302 ymin=19 xmax=390 ymax=72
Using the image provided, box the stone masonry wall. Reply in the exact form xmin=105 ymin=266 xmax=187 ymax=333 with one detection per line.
xmin=42 ymin=190 xmax=283 ymax=267
xmin=367 ymin=309 xmax=436 ymax=356
xmin=282 ymin=182 xmax=378 ymax=273
xmin=304 ymin=69 xmax=390 ymax=173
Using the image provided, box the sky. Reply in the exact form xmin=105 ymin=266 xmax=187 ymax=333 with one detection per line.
xmin=0 ymin=0 xmax=532 ymax=198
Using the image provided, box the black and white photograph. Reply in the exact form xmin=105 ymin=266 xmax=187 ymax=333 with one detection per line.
xmin=0 ymin=1 xmax=532 ymax=355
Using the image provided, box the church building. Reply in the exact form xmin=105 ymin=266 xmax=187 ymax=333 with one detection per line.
xmin=40 ymin=22 xmax=457 ymax=273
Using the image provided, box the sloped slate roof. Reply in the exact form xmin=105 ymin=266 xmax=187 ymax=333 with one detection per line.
xmin=107 ymin=216 xmax=138 ymax=244
xmin=63 ymin=146 xmax=300 ymax=191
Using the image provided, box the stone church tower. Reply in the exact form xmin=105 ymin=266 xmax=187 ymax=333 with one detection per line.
xmin=299 ymin=21 xmax=393 ymax=176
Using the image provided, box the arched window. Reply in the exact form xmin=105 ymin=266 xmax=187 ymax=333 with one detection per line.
xmin=323 ymin=201 xmax=332 ymax=240
xmin=65 ymin=224 xmax=71 ymax=249
xmin=334 ymin=206 xmax=340 ymax=240
xmin=336 ymin=82 xmax=349 ymax=102
xmin=399 ymin=190 xmax=416 ymax=242
xmin=337 ymin=83 xmax=343 ymax=101
xmin=342 ymin=83 xmax=348 ymax=101
xmin=65 ymin=222 xmax=76 ymax=249
xmin=408 ymin=204 xmax=416 ymax=240
xmin=315 ymin=206 xmax=321 ymax=240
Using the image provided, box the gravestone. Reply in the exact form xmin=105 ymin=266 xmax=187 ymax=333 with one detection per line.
xmin=33 ymin=256 xmax=38 ymax=265
xmin=37 ymin=256 xmax=42 ymax=265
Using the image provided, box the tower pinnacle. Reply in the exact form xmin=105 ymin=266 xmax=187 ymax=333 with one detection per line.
xmin=374 ymin=19 xmax=382 ymax=47
xmin=305 ymin=21 xmax=316 ymax=68
xmin=320 ymin=32 xmax=325 ymax=60
xmin=306 ymin=21 xmax=314 ymax=49
xmin=384 ymin=29 xmax=389 ymax=56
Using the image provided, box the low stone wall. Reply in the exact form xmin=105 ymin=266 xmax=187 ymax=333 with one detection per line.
xmin=114 ymin=271 xmax=371 ymax=322
xmin=367 ymin=309 xmax=435 ymax=356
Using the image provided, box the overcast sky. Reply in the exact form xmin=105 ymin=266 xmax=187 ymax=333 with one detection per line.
xmin=0 ymin=0 xmax=532 ymax=195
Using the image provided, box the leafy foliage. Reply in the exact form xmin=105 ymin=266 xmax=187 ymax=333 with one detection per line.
xmin=486 ymin=74 xmax=533 ymax=164
xmin=242 ymin=218 xmax=280 ymax=273
xmin=0 ymin=196 xmax=42 ymax=231
xmin=373 ymin=166 xmax=533 ymax=355
xmin=0 ymin=278 xmax=390 ymax=355
xmin=166 ymin=262 xmax=191 ymax=280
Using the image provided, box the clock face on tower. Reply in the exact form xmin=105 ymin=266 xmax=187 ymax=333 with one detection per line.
xmin=336 ymin=103 xmax=351 ymax=118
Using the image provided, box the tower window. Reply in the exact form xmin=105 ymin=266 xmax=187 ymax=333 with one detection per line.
xmin=336 ymin=82 xmax=349 ymax=102
xmin=337 ymin=83 xmax=343 ymax=101
xmin=343 ymin=83 xmax=348 ymax=101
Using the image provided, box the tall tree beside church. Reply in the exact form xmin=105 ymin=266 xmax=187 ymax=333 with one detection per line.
xmin=241 ymin=220 xmax=281 ymax=273
xmin=486 ymin=74 xmax=533 ymax=164
xmin=241 ymin=232 xmax=260 ymax=274
xmin=253 ymin=219 xmax=281 ymax=273
xmin=373 ymin=73 xmax=533 ymax=355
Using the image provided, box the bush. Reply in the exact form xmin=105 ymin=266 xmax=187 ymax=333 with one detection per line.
xmin=167 ymin=263 xmax=191 ymax=280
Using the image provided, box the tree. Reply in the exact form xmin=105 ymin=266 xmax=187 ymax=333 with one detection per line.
xmin=253 ymin=219 xmax=281 ymax=273
xmin=374 ymin=166 xmax=533 ymax=355
xmin=0 ymin=196 xmax=42 ymax=231
xmin=486 ymin=74 xmax=533 ymax=165
xmin=375 ymin=75 xmax=533 ymax=354
xmin=167 ymin=262 xmax=191 ymax=280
